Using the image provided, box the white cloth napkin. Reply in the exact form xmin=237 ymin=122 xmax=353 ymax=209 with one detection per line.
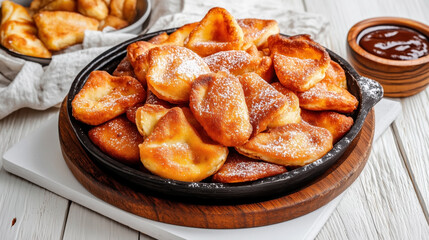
xmin=0 ymin=0 xmax=329 ymax=119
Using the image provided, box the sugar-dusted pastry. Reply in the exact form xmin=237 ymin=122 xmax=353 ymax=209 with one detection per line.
xmin=112 ymin=56 xmax=136 ymax=78
xmin=321 ymin=60 xmax=347 ymax=89
xmin=190 ymin=71 xmax=252 ymax=146
xmin=203 ymin=50 xmax=273 ymax=82
xmin=301 ymin=109 xmax=354 ymax=143
xmin=89 ymin=116 xmax=143 ymax=165
xmin=135 ymin=104 xmax=169 ymax=138
xmin=239 ymin=72 xmax=288 ymax=136
xmin=186 ymin=7 xmax=244 ymax=57
xmin=237 ymin=18 xmax=279 ymax=49
xmin=269 ymin=82 xmax=301 ymax=127
xmin=126 ymin=41 xmax=155 ymax=85
xmin=125 ymin=102 xmax=143 ymax=123
xmin=212 ymin=150 xmax=287 ymax=183
xmin=77 ymin=0 xmax=108 ymax=20
xmin=72 ymin=71 xmax=146 ymax=125
xmin=145 ymin=90 xmax=172 ymax=108
xmin=268 ymin=34 xmax=330 ymax=92
xmin=297 ymin=82 xmax=358 ymax=113
xmin=139 ymin=107 xmax=228 ymax=182
xmin=109 ymin=0 xmax=136 ymax=23
xmin=34 ymin=11 xmax=99 ymax=51
xmin=236 ymin=122 xmax=333 ymax=166
xmin=0 ymin=1 xmax=51 ymax=58
xmin=146 ymin=45 xmax=211 ymax=103
xmin=99 ymin=15 xmax=128 ymax=30
xmin=163 ymin=22 xmax=198 ymax=46
xmin=148 ymin=32 xmax=169 ymax=45
xmin=30 ymin=0 xmax=76 ymax=12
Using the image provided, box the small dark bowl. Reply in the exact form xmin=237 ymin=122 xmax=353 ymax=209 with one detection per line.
xmin=66 ymin=29 xmax=383 ymax=204
xmin=0 ymin=0 xmax=151 ymax=66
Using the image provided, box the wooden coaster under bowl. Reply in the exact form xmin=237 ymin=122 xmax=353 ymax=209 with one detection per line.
xmin=59 ymin=100 xmax=375 ymax=229
xmin=347 ymin=17 xmax=429 ymax=97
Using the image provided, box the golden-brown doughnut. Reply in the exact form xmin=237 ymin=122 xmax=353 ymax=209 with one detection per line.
xmin=135 ymin=104 xmax=169 ymax=138
xmin=125 ymin=102 xmax=143 ymax=123
xmin=30 ymin=0 xmax=76 ymax=12
xmin=0 ymin=1 xmax=51 ymax=58
xmin=146 ymin=45 xmax=211 ymax=103
xmin=203 ymin=50 xmax=273 ymax=82
xmin=236 ymin=122 xmax=333 ymax=166
xmin=99 ymin=15 xmax=129 ymax=30
xmin=109 ymin=0 xmax=136 ymax=23
xmin=148 ymin=32 xmax=169 ymax=45
xmin=212 ymin=150 xmax=287 ymax=183
xmin=72 ymin=71 xmax=146 ymax=125
xmin=237 ymin=18 xmax=279 ymax=49
xmin=139 ymin=107 xmax=228 ymax=182
xmin=268 ymin=34 xmax=330 ymax=92
xmin=89 ymin=115 xmax=143 ymax=165
xmin=268 ymin=82 xmax=301 ymax=127
xmin=297 ymin=82 xmax=358 ymax=113
xmin=301 ymin=109 xmax=354 ymax=143
xmin=77 ymin=0 xmax=108 ymax=21
xmin=112 ymin=56 xmax=137 ymax=78
xmin=321 ymin=60 xmax=347 ymax=89
xmin=186 ymin=7 xmax=244 ymax=57
xmin=33 ymin=11 xmax=99 ymax=51
xmin=239 ymin=72 xmax=288 ymax=136
xmin=164 ymin=22 xmax=198 ymax=46
xmin=126 ymin=41 xmax=155 ymax=85
xmin=190 ymin=71 xmax=252 ymax=146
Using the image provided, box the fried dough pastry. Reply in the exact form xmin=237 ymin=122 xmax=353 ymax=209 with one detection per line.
xmin=0 ymin=1 xmax=51 ymax=58
xmin=135 ymin=104 xmax=169 ymax=138
xmin=297 ymin=82 xmax=358 ymax=113
xmin=164 ymin=22 xmax=198 ymax=46
xmin=146 ymin=45 xmax=211 ymax=103
xmin=212 ymin=150 xmax=287 ymax=183
xmin=34 ymin=11 xmax=99 ymax=51
xmin=268 ymin=34 xmax=330 ymax=92
xmin=321 ymin=60 xmax=347 ymax=89
xmin=99 ymin=15 xmax=128 ymax=30
xmin=239 ymin=73 xmax=288 ymax=136
xmin=268 ymin=82 xmax=301 ymax=127
xmin=236 ymin=122 xmax=333 ymax=166
xmin=190 ymin=71 xmax=252 ymax=146
xmin=139 ymin=107 xmax=228 ymax=182
xmin=30 ymin=0 xmax=76 ymax=12
xmin=301 ymin=109 xmax=353 ymax=143
xmin=186 ymin=7 xmax=244 ymax=57
xmin=72 ymin=71 xmax=146 ymax=125
xmin=203 ymin=50 xmax=273 ymax=82
xmin=112 ymin=56 xmax=136 ymax=78
xmin=145 ymin=90 xmax=172 ymax=108
xmin=89 ymin=116 xmax=143 ymax=165
xmin=125 ymin=102 xmax=143 ymax=123
xmin=109 ymin=0 xmax=136 ymax=23
xmin=126 ymin=41 xmax=155 ymax=84
xmin=77 ymin=0 xmax=108 ymax=20
xmin=237 ymin=18 xmax=279 ymax=49
xmin=148 ymin=32 xmax=169 ymax=45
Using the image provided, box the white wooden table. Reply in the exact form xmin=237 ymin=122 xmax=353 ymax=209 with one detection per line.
xmin=1 ymin=0 xmax=429 ymax=239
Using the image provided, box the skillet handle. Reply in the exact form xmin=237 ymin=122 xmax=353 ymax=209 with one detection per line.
xmin=357 ymin=76 xmax=384 ymax=112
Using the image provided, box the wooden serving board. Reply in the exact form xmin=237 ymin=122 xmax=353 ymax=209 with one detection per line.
xmin=59 ymin=100 xmax=375 ymax=229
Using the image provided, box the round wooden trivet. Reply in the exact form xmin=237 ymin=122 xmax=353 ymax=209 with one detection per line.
xmin=59 ymin=100 xmax=375 ymax=229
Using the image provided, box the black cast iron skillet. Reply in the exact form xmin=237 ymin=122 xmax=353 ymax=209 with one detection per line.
xmin=66 ymin=29 xmax=383 ymax=204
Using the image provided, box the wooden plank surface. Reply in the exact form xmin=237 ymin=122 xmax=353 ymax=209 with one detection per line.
xmin=62 ymin=203 xmax=138 ymax=240
xmin=0 ymin=108 xmax=68 ymax=239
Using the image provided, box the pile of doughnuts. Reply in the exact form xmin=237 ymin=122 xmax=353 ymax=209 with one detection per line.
xmin=72 ymin=7 xmax=358 ymax=183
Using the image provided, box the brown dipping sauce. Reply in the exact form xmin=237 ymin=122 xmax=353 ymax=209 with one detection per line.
xmin=358 ymin=25 xmax=429 ymax=60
